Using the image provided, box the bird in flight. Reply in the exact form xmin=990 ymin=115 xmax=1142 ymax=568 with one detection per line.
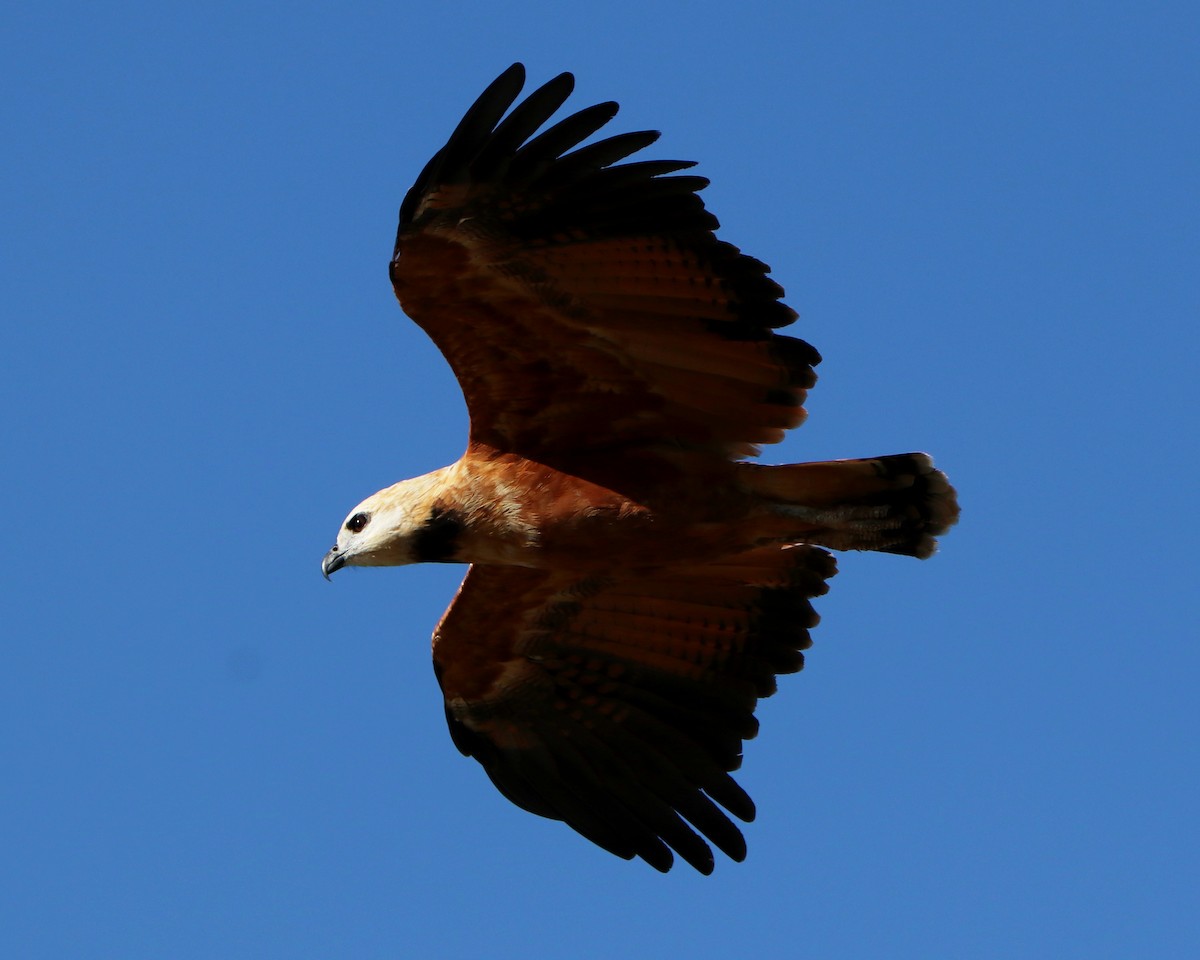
xmin=322 ymin=63 xmax=959 ymax=874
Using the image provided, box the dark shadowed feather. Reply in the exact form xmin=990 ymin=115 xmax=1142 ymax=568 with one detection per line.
xmin=389 ymin=62 xmax=820 ymax=461
xmin=432 ymin=545 xmax=835 ymax=872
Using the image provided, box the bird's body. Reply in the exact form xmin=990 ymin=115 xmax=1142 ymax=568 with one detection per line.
xmin=348 ymin=448 xmax=953 ymax=572
xmin=323 ymin=63 xmax=959 ymax=874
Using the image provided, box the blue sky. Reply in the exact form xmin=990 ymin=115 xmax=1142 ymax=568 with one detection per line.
xmin=3 ymin=1 xmax=1197 ymax=957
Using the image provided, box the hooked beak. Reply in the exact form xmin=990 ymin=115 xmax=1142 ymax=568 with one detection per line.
xmin=321 ymin=546 xmax=346 ymax=580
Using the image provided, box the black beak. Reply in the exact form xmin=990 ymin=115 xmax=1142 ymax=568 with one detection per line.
xmin=321 ymin=546 xmax=346 ymax=580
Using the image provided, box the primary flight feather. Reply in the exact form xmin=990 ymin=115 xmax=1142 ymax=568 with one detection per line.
xmin=322 ymin=63 xmax=959 ymax=874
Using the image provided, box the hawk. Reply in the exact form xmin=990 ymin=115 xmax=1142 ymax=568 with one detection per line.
xmin=321 ymin=64 xmax=959 ymax=873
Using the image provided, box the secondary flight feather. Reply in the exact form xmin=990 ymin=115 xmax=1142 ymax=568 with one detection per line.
xmin=322 ymin=63 xmax=959 ymax=874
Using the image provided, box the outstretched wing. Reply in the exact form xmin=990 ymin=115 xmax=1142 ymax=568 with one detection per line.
xmin=431 ymin=545 xmax=837 ymax=874
xmin=391 ymin=64 xmax=820 ymax=461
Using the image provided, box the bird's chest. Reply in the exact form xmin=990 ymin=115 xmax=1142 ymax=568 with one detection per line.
xmin=445 ymin=457 xmax=647 ymax=568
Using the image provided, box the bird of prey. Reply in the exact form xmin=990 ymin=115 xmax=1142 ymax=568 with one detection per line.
xmin=322 ymin=63 xmax=958 ymax=874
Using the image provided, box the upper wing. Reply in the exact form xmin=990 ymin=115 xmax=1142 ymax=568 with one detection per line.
xmin=431 ymin=544 xmax=837 ymax=874
xmin=391 ymin=64 xmax=820 ymax=461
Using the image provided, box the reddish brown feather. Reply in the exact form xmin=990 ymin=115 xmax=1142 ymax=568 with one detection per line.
xmin=432 ymin=544 xmax=835 ymax=873
xmin=391 ymin=75 xmax=815 ymax=462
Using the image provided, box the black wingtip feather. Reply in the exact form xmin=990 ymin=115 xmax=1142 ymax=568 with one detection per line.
xmin=544 ymin=130 xmax=663 ymax=183
xmin=510 ymin=104 xmax=619 ymax=185
xmin=469 ymin=71 xmax=575 ymax=181
xmin=398 ymin=63 xmax=529 ymax=228
xmin=438 ymin=63 xmax=527 ymax=167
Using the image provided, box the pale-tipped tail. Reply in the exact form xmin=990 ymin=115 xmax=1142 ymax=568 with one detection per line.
xmin=739 ymin=453 xmax=959 ymax=558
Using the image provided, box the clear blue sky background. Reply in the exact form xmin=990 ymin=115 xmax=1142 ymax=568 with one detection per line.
xmin=4 ymin=2 xmax=1197 ymax=957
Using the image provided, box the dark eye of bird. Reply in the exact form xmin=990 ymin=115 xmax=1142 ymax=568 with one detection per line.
xmin=346 ymin=512 xmax=370 ymax=533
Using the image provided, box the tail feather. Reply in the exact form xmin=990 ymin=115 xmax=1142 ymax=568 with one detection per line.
xmin=740 ymin=453 xmax=959 ymax=559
